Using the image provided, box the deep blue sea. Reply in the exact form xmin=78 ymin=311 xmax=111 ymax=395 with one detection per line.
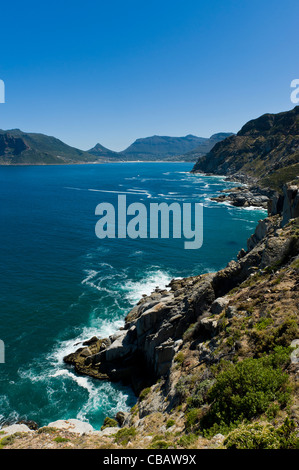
xmin=0 ymin=162 xmax=266 ymax=429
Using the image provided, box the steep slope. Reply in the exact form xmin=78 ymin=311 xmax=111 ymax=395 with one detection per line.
xmin=0 ymin=129 xmax=97 ymax=165
xmin=191 ymin=106 xmax=299 ymax=191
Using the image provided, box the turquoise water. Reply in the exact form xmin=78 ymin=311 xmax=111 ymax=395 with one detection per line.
xmin=0 ymin=162 xmax=266 ymax=429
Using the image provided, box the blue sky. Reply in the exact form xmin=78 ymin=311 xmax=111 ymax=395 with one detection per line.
xmin=0 ymin=0 xmax=298 ymax=151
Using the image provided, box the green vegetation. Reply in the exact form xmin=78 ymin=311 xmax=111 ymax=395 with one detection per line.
xmin=255 ymin=317 xmax=274 ymax=330
xmin=200 ymin=348 xmax=292 ymax=435
xmin=150 ymin=435 xmax=171 ymax=449
xmin=150 ymin=440 xmax=171 ymax=449
xmin=37 ymin=426 xmax=57 ymax=434
xmin=251 ymin=318 xmax=298 ymax=355
xmin=261 ymin=162 xmax=299 ymax=192
xmin=114 ymin=427 xmax=137 ymax=446
xmin=101 ymin=417 xmax=118 ymax=430
xmin=224 ymin=419 xmax=299 ymax=449
xmin=53 ymin=436 xmax=70 ymax=443
xmin=166 ymin=419 xmax=175 ymax=429
xmin=174 ymin=351 xmax=185 ymax=365
xmin=0 ymin=435 xmax=15 ymax=448
xmin=177 ymin=433 xmax=197 ymax=448
xmin=139 ymin=387 xmax=151 ymax=401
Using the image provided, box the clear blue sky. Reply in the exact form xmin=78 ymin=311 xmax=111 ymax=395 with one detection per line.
xmin=0 ymin=0 xmax=298 ymax=151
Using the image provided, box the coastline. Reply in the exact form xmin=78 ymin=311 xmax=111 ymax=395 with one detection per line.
xmin=1 ymin=168 xmax=298 ymax=450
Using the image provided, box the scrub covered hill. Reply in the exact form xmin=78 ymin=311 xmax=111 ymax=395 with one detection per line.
xmin=0 ymin=129 xmax=97 ymax=165
xmin=192 ymin=106 xmax=299 ymax=192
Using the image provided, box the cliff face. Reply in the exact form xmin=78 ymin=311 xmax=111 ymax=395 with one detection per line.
xmin=191 ymin=106 xmax=299 ymax=192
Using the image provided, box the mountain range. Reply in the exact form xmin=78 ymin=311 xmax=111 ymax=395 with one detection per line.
xmin=0 ymin=129 xmax=233 ymax=165
xmin=88 ymin=133 xmax=234 ymax=161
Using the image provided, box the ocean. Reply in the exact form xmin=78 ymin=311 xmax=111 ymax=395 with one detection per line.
xmin=0 ymin=162 xmax=266 ymax=429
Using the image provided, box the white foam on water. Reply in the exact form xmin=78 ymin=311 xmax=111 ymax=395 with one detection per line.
xmin=122 ymin=269 xmax=173 ymax=305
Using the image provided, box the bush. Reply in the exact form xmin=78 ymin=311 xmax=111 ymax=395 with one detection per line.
xmin=166 ymin=419 xmax=175 ymax=429
xmin=177 ymin=433 xmax=197 ymax=448
xmin=174 ymin=352 xmax=185 ymax=365
xmin=53 ymin=436 xmax=70 ymax=443
xmin=0 ymin=435 xmax=15 ymax=447
xmin=150 ymin=440 xmax=170 ymax=449
xmin=185 ymin=408 xmax=202 ymax=432
xmin=101 ymin=417 xmax=118 ymax=430
xmin=139 ymin=387 xmax=151 ymax=401
xmin=252 ymin=319 xmax=298 ymax=355
xmin=114 ymin=427 xmax=136 ymax=445
xmin=187 ymin=379 xmax=214 ymax=408
xmin=224 ymin=419 xmax=299 ymax=449
xmin=201 ymin=353 xmax=291 ymax=432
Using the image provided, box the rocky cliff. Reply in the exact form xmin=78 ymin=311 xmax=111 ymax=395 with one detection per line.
xmin=191 ymin=106 xmax=299 ymax=192
xmin=61 ymin=182 xmax=299 ymax=449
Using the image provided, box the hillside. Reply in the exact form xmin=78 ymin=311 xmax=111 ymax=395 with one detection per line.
xmin=118 ymin=133 xmax=233 ymax=161
xmin=0 ymin=129 xmax=97 ymax=165
xmin=191 ymin=106 xmax=299 ymax=191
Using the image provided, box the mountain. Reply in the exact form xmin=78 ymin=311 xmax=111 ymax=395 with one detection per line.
xmin=191 ymin=106 xmax=299 ymax=191
xmin=118 ymin=133 xmax=234 ymax=161
xmin=87 ymin=142 xmax=118 ymax=159
xmin=181 ymin=132 xmax=234 ymax=161
xmin=0 ymin=129 xmax=234 ymax=165
xmin=0 ymin=129 xmax=97 ymax=165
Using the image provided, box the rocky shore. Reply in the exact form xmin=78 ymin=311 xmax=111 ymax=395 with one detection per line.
xmin=64 ymin=181 xmax=299 ymax=391
xmin=210 ymin=185 xmax=270 ymax=209
xmin=1 ymin=181 xmax=298 ymax=450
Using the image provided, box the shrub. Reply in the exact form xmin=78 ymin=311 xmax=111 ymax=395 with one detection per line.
xmin=166 ymin=419 xmax=175 ymax=429
xmin=174 ymin=352 xmax=185 ymax=365
xmin=224 ymin=419 xmax=299 ymax=449
xmin=150 ymin=440 xmax=170 ymax=449
xmin=101 ymin=417 xmax=118 ymax=430
xmin=185 ymin=408 xmax=202 ymax=432
xmin=139 ymin=387 xmax=151 ymax=401
xmin=200 ymin=353 xmax=291 ymax=433
xmin=53 ymin=436 xmax=70 ymax=443
xmin=187 ymin=379 xmax=214 ymax=408
xmin=177 ymin=433 xmax=197 ymax=448
xmin=37 ymin=426 xmax=57 ymax=434
xmin=252 ymin=319 xmax=298 ymax=355
xmin=0 ymin=435 xmax=15 ymax=447
xmin=114 ymin=427 xmax=136 ymax=445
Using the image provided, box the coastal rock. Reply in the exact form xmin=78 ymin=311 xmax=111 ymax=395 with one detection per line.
xmin=47 ymin=419 xmax=94 ymax=435
xmin=282 ymin=183 xmax=299 ymax=226
xmin=0 ymin=424 xmax=33 ymax=436
xmin=247 ymin=217 xmax=279 ymax=251
xmin=210 ymin=296 xmax=230 ymax=315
